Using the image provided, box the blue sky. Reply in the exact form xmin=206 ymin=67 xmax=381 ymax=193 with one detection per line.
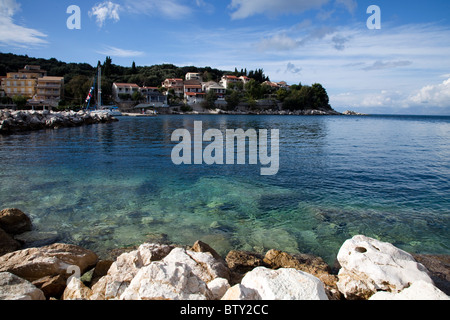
xmin=1 ymin=0 xmax=450 ymax=114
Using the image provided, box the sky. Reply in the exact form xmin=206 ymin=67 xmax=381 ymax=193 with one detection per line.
xmin=1 ymin=0 xmax=450 ymax=115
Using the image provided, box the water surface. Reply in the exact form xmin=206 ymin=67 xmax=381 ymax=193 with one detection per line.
xmin=0 ymin=114 xmax=449 ymax=263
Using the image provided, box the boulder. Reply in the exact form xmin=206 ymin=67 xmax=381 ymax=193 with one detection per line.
xmin=0 ymin=208 xmax=32 ymax=235
xmin=226 ymin=250 xmax=266 ymax=284
xmin=63 ymin=277 xmax=93 ymax=300
xmin=370 ymin=280 xmax=449 ymax=300
xmin=263 ymin=249 xmax=340 ymax=300
xmin=0 ymin=243 xmax=98 ymax=298
xmin=162 ymin=247 xmax=230 ymax=283
xmin=207 ymin=278 xmax=231 ymax=300
xmin=90 ymin=243 xmax=174 ymax=300
xmin=221 ymin=284 xmax=260 ymax=300
xmin=119 ymin=261 xmax=213 ymax=300
xmin=413 ymin=254 xmax=450 ymax=295
xmin=0 ymin=272 xmax=45 ymax=300
xmin=337 ymin=235 xmax=434 ymax=300
xmin=222 ymin=267 xmax=328 ymax=300
xmin=90 ymin=243 xmax=232 ymax=300
xmin=0 ymin=227 xmax=21 ymax=256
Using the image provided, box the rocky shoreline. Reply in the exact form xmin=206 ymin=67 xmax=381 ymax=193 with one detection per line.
xmin=0 ymin=110 xmax=119 ymax=134
xmin=0 ymin=208 xmax=448 ymax=300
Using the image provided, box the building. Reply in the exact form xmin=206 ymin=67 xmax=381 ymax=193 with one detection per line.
xmin=185 ymin=72 xmax=203 ymax=82
xmin=112 ymin=83 xmax=140 ymax=100
xmin=1 ymin=65 xmax=64 ymax=108
xmin=1 ymin=65 xmax=47 ymax=98
xmin=219 ymin=75 xmax=240 ymax=89
xmin=30 ymin=76 xmax=64 ymax=107
xmin=139 ymin=87 xmax=168 ymax=106
xmin=112 ymin=83 xmax=167 ymax=107
xmin=203 ymin=81 xmax=226 ymax=100
xmin=161 ymin=78 xmax=184 ymax=97
xmin=184 ymin=82 xmax=205 ymax=105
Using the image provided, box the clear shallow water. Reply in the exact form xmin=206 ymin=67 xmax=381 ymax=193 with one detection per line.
xmin=0 ymin=114 xmax=449 ymax=263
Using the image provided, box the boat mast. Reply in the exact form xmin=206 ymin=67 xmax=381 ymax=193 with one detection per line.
xmin=97 ymin=65 xmax=102 ymax=108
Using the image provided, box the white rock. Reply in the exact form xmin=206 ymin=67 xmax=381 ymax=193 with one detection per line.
xmin=207 ymin=278 xmax=230 ymax=300
xmin=337 ymin=235 xmax=433 ymax=299
xmin=370 ymin=281 xmax=450 ymax=300
xmin=119 ymin=261 xmax=212 ymax=300
xmin=225 ymin=267 xmax=328 ymax=300
xmin=0 ymin=272 xmax=45 ymax=300
xmin=63 ymin=277 xmax=93 ymax=300
xmin=162 ymin=247 xmax=228 ymax=283
xmin=92 ymin=243 xmax=173 ymax=300
xmin=221 ymin=284 xmax=260 ymax=300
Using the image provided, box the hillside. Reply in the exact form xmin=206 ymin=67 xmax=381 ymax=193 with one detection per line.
xmin=0 ymin=53 xmax=335 ymax=113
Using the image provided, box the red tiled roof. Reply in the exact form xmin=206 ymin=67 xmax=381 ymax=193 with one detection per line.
xmin=114 ymin=83 xmax=139 ymax=87
xmin=185 ymin=92 xmax=206 ymax=96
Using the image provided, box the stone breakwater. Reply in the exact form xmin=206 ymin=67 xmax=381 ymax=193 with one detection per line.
xmin=0 ymin=208 xmax=449 ymax=301
xmin=0 ymin=110 xmax=118 ymax=134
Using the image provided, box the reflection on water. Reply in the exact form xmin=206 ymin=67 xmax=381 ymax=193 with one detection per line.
xmin=0 ymin=115 xmax=449 ymax=263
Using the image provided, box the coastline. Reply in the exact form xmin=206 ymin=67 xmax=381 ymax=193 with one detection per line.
xmin=0 ymin=209 xmax=449 ymax=300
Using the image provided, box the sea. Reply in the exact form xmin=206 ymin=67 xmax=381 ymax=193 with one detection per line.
xmin=0 ymin=114 xmax=449 ymax=264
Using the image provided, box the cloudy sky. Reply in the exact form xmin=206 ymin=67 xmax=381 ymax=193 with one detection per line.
xmin=1 ymin=0 xmax=450 ymax=114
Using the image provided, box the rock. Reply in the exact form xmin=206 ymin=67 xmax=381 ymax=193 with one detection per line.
xmin=14 ymin=230 xmax=60 ymax=248
xmin=221 ymin=284 xmax=260 ymax=300
xmin=32 ymin=274 xmax=67 ymax=298
xmin=207 ymin=278 xmax=231 ymax=300
xmin=336 ymin=235 xmax=434 ymax=300
xmin=222 ymin=267 xmax=328 ymax=300
xmin=412 ymin=254 xmax=450 ymax=295
xmin=163 ymin=247 xmax=230 ymax=283
xmin=226 ymin=250 xmax=266 ymax=284
xmin=0 ymin=272 xmax=45 ymax=300
xmin=264 ymin=249 xmax=341 ymax=300
xmin=0 ymin=227 xmax=21 ymax=256
xmin=119 ymin=261 xmax=213 ymax=300
xmin=0 ymin=208 xmax=32 ymax=235
xmin=63 ymin=277 xmax=93 ymax=300
xmin=0 ymin=243 xmax=98 ymax=298
xmin=370 ymin=280 xmax=449 ymax=300
xmin=0 ymin=110 xmax=118 ymax=134
xmin=90 ymin=243 xmax=174 ymax=300
xmin=90 ymin=242 xmax=232 ymax=300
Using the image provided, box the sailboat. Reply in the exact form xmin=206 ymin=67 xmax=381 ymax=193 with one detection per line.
xmin=85 ymin=66 xmax=123 ymax=117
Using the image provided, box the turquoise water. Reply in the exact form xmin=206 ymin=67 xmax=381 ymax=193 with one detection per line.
xmin=0 ymin=115 xmax=449 ymax=263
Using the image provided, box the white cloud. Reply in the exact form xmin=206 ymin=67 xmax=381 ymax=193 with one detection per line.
xmin=409 ymin=78 xmax=450 ymax=107
xmin=229 ymin=0 xmax=329 ymax=20
xmin=89 ymin=1 xmax=121 ymax=27
xmin=123 ymin=0 xmax=191 ymax=19
xmin=258 ymin=34 xmax=299 ymax=51
xmin=96 ymin=45 xmax=144 ymax=58
xmin=335 ymin=0 xmax=357 ymax=14
xmin=0 ymin=0 xmax=48 ymax=47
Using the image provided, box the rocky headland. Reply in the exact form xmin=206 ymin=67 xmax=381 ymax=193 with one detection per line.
xmin=0 ymin=110 xmax=118 ymax=134
xmin=0 ymin=208 xmax=449 ymax=301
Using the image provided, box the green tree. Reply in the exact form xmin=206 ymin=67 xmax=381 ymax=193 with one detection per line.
xmin=225 ymin=90 xmax=241 ymax=110
xmin=203 ymin=90 xmax=218 ymax=110
xmin=12 ymin=95 xmax=28 ymax=109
